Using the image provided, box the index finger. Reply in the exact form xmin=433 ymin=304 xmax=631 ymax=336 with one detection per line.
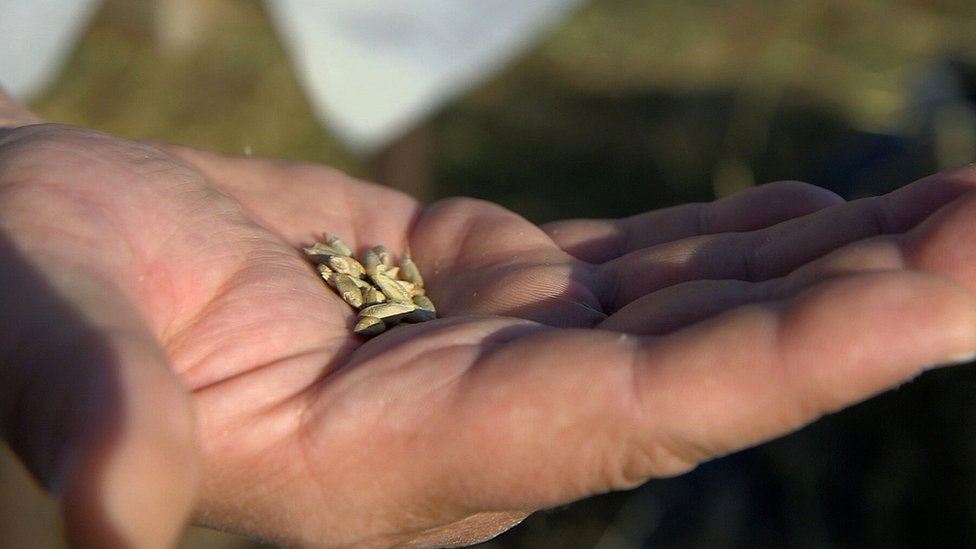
xmin=542 ymin=181 xmax=843 ymax=264
xmin=594 ymin=166 xmax=976 ymax=308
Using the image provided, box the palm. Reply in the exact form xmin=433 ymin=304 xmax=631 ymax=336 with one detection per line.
xmin=3 ymin=126 xmax=623 ymax=545
xmin=158 ymin=144 xmax=623 ymax=545
xmin=5 ymin=124 xmax=976 ymax=549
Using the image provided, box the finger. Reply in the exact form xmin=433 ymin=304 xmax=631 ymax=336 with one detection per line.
xmin=600 ymin=236 xmax=906 ymax=334
xmin=599 ymin=278 xmax=759 ymax=335
xmin=153 ymin=144 xmax=421 ymax=249
xmin=596 ymin=166 xmax=976 ymax=310
xmin=542 ymin=180 xmax=843 ymax=263
xmin=0 ymin=244 xmax=199 ymax=548
xmin=444 ymin=271 xmax=976 ymax=511
xmin=408 ymin=196 xmax=607 ymax=326
xmin=629 ymin=271 xmax=976 ymax=474
xmin=601 ymin=177 xmax=976 ymax=335
xmin=0 ymin=86 xmax=42 ymax=127
xmin=904 ymin=183 xmax=976 ymax=289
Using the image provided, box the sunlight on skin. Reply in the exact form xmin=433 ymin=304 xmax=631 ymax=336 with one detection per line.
xmin=3 ymin=89 xmax=976 ymax=548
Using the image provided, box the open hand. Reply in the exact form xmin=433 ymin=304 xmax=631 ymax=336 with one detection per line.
xmin=3 ymin=99 xmax=976 ymax=548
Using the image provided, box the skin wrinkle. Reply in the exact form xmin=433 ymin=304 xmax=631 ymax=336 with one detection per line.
xmin=737 ymin=229 xmax=766 ymax=282
xmin=567 ymin=259 xmax=609 ymax=320
xmin=615 ymin=334 xmax=677 ymax=487
xmin=626 ymin=340 xmax=705 ymax=476
xmin=763 ymin=301 xmax=814 ymax=432
xmin=597 ymin=256 xmax=628 ymax=315
xmin=290 ymin=349 xmax=470 ymax=549
xmin=552 ymin=294 xmax=608 ymax=325
xmin=294 ymin=414 xmax=340 ymax=545
xmin=152 ymin=231 xmax=266 ymax=346
xmin=3 ymin=133 xmax=210 ymax=338
xmin=142 ymin=220 xmax=254 ymax=341
xmin=733 ymin=229 xmax=784 ymax=282
xmin=168 ymin=265 xmax=337 ymax=388
xmin=754 ymin=200 xmax=878 ymax=279
xmin=861 ymin=195 xmax=889 ymax=235
xmin=774 ymin=300 xmax=850 ymax=427
xmin=682 ymin=307 xmax=786 ymax=462
xmin=602 ymin=234 xmax=911 ymax=336
xmin=695 ymin=200 xmax=713 ymax=239
xmin=340 ymin=318 xmax=519 ymax=377
xmin=163 ymin=275 xmax=255 ymax=385
xmin=605 ymin=217 xmax=630 ymax=265
xmin=596 ymin=238 xmax=709 ymax=312
xmin=776 ymin=235 xmax=908 ymax=297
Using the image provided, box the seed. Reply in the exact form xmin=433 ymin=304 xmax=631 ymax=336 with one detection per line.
xmin=369 ymin=272 xmax=411 ymax=303
xmin=304 ymin=235 xmax=438 ymax=338
xmin=404 ymin=294 xmax=436 ymax=322
xmin=396 ymin=280 xmax=419 ymax=297
xmin=364 ymin=286 xmax=387 ymax=306
xmin=324 ymin=233 xmax=354 ymax=256
xmin=304 ymin=242 xmax=340 ymax=263
xmin=317 ymin=263 xmax=334 ymax=281
xmin=373 ymin=245 xmax=393 ymax=269
xmin=361 ymin=249 xmax=384 ymax=276
xmin=333 ymin=273 xmax=365 ymax=308
xmin=399 ymin=251 xmax=424 ymax=288
xmin=328 ymin=255 xmax=365 ymax=278
xmin=354 ymin=315 xmax=386 ymax=336
xmin=403 ymin=309 xmax=436 ymax=323
xmin=359 ymin=301 xmax=416 ymax=322
xmin=412 ymin=294 xmax=436 ymax=313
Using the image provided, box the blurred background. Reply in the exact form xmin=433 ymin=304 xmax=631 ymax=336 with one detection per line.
xmin=2 ymin=0 xmax=976 ymax=547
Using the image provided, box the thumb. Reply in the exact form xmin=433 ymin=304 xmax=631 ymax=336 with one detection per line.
xmin=0 ymin=237 xmax=198 ymax=548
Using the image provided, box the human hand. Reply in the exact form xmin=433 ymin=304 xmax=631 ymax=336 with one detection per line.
xmin=3 ymin=93 xmax=976 ymax=548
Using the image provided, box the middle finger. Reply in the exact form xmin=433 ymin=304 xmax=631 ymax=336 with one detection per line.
xmin=595 ymin=171 xmax=972 ymax=312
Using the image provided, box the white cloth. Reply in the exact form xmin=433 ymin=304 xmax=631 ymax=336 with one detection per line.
xmin=0 ymin=0 xmax=584 ymax=154
xmin=0 ymin=0 xmax=99 ymax=98
xmin=264 ymin=0 xmax=584 ymax=153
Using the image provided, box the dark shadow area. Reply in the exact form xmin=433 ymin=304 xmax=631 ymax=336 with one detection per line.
xmin=0 ymin=230 xmax=126 ymax=548
xmin=432 ymin=85 xmax=942 ymax=224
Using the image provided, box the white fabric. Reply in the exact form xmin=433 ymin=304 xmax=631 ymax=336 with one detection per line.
xmin=0 ymin=0 xmax=584 ymax=154
xmin=0 ymin=0 xmax=99 ymax=98
xmin=265 ymin=0 xmax=584 ymax=153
